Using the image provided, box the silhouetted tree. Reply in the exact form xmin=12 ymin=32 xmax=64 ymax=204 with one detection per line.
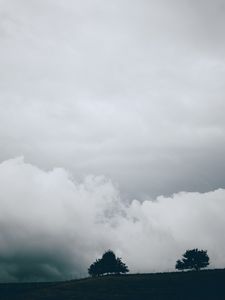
xmin=88 ymin=259 xmax=103 ymax=277
xmin=175 ymin=259 xmax=184 ymax=271
xmin=176 ymin=248 xmax=209 ymax=271
xmin=101 ymin=250 xmax=117 ymax=274
xmin=88 ymin=250 xmax=129 ymax=277
xmin=115 ymin=257 xmax=129 ymax=274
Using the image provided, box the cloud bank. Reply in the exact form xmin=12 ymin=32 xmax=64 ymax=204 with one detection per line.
xmin=0 ymin=157 xmax=224 ymax=281
xmin=0 ymin=0 xmax=225 ymax=198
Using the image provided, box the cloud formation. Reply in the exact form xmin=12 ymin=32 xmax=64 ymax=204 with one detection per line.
xmin=0 ymin=157 xmax=224 ymax=281
xmin=0 ymin=0 xmax=225 ymax=198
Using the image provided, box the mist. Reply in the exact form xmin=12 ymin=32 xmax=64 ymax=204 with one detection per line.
xmin=0 ymin=157 xmax=224 ymax=281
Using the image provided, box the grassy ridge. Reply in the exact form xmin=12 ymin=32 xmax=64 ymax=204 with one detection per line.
xmin=0 ymin=269 xmax=225 ymax=300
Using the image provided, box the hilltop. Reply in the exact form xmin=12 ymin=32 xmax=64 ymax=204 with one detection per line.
xmin=0 ymin=269 xmax=225 ymax=300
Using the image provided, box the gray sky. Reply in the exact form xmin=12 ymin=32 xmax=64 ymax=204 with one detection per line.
xmin=0 ymin=0 xmax=225 ymax=281
xmin=1 ymin=0 xmax=225 ymax=198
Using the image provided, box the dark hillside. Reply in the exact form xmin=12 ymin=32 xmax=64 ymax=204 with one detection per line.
xmin=0 ymin=269 xmax=225 ymax=300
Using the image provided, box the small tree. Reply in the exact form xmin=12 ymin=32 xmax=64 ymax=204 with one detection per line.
xmin=101 ymin=250 xmax=118 ymax=274
xmin=115 ymin=257 xmax=129 ymax=274
xmin=175 ymin=259 xmax=184 ymax=271
xmin=88 ymin=259 xmax=103 ymax=277
xmin=176 ymin=248 xmax=209 ymax=271
xmin=88 ymin=250 xmax=129 ymax=277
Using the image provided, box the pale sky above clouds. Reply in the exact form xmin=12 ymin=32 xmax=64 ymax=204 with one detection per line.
xmin=0 ymin=0 xmax=225 ymax=281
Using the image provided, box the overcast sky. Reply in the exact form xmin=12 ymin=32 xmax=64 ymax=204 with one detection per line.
xmin=0 ymin=0 xmax=225 ymax=281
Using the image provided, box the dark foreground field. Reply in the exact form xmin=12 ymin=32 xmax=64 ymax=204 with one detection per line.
xmin=0 ymin=269 xmax=225 ymax=300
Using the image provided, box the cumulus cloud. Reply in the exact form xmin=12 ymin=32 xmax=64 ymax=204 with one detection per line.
xmin=0 ymin=157 xmax=224 ymax=281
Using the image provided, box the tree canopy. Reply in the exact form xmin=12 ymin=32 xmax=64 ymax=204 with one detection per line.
xmin=176 ymin=248 xmax=209 ymax=271
xmin=88 ymin=250 xmax=129 ymax=277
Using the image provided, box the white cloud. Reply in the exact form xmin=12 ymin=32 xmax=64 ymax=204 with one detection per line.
xmin=0 ymin=157 xmax=224 ymax=281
